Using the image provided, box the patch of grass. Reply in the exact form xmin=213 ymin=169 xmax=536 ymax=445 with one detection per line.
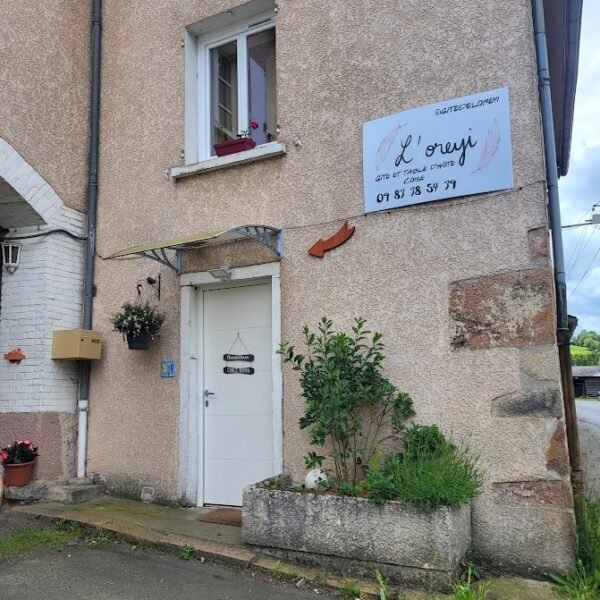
xmin=54 ymin=520 xmax=113 ymax=548
xmin=337 ymin=578 xmax=361 ymax=599
xmin=375 ymin=570 xmax=412 ymax=600
xmin=364 ymin=425 xmax=483 ymax=508
xmin=452 ymin=579 xmax=490 ymax=599
xmin=87 ymin=528 xmax=113 ymax=548
xmin=0 ymin=528 xmax=72 ymax=560
xmin=178 ymin=544 xmax=195 ymax=560
xmin=449 ymin=564 xmax=489 ymax=600
xmin=551 ymin=496 xmax=600 ymax=599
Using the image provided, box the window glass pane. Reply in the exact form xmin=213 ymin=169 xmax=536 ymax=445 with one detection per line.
xmin=210 ymin=40 xmax=238 ymax=148
xmin=247 ymin=28 xmax=276 ymax=145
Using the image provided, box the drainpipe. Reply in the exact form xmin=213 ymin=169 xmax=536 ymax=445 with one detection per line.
xmin=531 ymin=0 xmax=584 ymax=526
xmin=78 ymin=0 xmax=102 ymax=479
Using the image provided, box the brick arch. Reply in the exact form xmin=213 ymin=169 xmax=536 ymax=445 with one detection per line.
xmin=0 ymin=137 xmax=65 ymax=226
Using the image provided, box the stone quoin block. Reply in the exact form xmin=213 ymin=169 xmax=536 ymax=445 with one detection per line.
xmin=546 ymin=420 xmax=570 ymax=476
xmin=528 ymin=227 xmax=549 ymax=263
xmin=492 ymin=385 xmax=562 ymax=418
xmin=449 ymin=269 xmax=555 ymax=350
xmin=492 ymin=480 xmax=572 ymax=509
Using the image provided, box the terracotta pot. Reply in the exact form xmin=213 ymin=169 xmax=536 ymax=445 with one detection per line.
xmin=213 ymin=138 xmax=256 ymax=157
xmin=127 ymin=332 xmax=151 ymax=350
xmin=4 ymin=460 xmax=35 ymax=487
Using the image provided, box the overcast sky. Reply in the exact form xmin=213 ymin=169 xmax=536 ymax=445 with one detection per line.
xmin=558 ymin=1 xmax=600 ymax=334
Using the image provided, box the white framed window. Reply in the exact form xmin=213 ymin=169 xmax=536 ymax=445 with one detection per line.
xmin=193 ymin=13 xmax=277 ymax=162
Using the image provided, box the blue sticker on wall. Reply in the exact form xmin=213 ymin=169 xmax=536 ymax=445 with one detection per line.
xmin=161 ymin=360 xmax=176 ymax=378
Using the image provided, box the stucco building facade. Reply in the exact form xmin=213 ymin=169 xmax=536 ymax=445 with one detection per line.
xmin=0 ymin=2 xmax=90 ymax=479
xmin=0 ymin=0 xmax=582 ymax=577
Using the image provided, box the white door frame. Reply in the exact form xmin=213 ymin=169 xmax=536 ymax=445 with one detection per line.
xmin=178 ymin=262 xmax=282 ymax=506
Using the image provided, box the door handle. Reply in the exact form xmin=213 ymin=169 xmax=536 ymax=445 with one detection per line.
xmin=204 ymin=389 xmax=215 ymax=407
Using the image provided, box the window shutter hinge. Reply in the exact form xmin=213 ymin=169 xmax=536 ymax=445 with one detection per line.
xmin=180 ymin=149 xmax=185 ymax=160
xmin=181 ymin=38 xmax=185 ymax=48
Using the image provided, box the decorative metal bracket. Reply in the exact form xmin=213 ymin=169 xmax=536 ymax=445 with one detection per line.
xmin=138 ymin=248 xmax=182 ymax=273
xmin=234 ymin=225 xmax=282 ymax=257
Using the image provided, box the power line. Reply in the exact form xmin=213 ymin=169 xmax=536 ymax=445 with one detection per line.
xmin=567 ymin=225 xmax=598 ymax=272
xmin=569 ymin=245 xmax=600 ymax=299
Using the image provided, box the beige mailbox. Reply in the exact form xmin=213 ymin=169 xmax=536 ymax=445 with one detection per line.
xmin=52 ymin=329 xmax=102 ymax=360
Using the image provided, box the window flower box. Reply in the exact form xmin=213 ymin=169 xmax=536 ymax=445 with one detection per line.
xmin=213 ymin=138 xmax=257 ymax=157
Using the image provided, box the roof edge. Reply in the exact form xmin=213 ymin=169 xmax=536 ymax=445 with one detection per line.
xmin=559 ymin=0 xmax=583 ymax=176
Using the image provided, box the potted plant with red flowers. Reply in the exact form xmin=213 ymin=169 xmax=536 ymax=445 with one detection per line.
xmin=214 ymin=120 xmax=260 ymax=157
xmin=111 ymin=301 xmax=165 ymax=350
xmin=1 ymin=440 xmax=38 ymax=486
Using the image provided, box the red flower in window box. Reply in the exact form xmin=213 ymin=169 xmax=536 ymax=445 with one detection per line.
xmin=213 ymin=121 xmax=260 ymax=157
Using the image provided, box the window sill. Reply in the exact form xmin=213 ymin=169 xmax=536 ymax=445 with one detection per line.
xmin=168 ymin=141 xmax=286 ymax=181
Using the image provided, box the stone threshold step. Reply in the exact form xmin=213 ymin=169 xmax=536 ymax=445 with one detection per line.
xmin=4 ymin=482 xmax=101 ymax=504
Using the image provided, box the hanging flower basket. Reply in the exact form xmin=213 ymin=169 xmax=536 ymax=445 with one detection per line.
xmin=127 ymin=332 xmax=152 ymax=350
xmin=111 ymin=301 xmax=164 ymax=350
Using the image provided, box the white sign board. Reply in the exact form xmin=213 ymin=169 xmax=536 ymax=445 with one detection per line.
xmin=363 ymin=88 xmax=514 ymax=213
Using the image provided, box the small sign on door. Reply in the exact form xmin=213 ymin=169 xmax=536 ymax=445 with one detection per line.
xmin=223 ymin=353 xmax=254 ymax=362
xmin=223 ymin=366 xmax=255 ymax=375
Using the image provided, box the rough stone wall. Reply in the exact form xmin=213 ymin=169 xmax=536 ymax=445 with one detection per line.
xmin=86 ymin=0 xmax=574 ymax=574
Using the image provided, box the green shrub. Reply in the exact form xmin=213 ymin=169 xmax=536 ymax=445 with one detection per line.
xmin=280 ymin=317 xmax=414 ymax=486
xmin=364 ymin=425 xmax=483 ymax=508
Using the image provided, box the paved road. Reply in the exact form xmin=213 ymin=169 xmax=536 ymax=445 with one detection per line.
xmin=576 ymin=399 xmax=600 ymax=427
xmin=0 ymin=539 xmax=331 ymax=600
xmin=576 ymin=400 xmax=600 ymax=493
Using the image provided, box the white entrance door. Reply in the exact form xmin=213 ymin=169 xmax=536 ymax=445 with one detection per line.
xmin=202 ymin=282 xmax=274 ymax=506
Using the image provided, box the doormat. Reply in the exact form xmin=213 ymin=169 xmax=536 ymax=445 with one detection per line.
xmin=198 ymin=508 xmax=242 ymax=527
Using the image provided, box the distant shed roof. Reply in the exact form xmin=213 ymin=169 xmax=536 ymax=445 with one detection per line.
xmin=572 ymin=367 xmax=600 ymax=378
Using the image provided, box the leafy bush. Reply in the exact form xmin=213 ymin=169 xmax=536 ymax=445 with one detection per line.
xmin=280 ymin=317 xmax=414 ymax=486
xmin=363 ymin=425 xmax=483 ymax=508
xmin=552 ymin=496 xmax=600 ymax=599
xmin=110 ymin=301 xmax=165 ymax=337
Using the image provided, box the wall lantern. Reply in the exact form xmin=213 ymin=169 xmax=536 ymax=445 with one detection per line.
xmin=208 ymin=266 xmax=233 ymax=281
xmin=1 ymin=241 xmax=22 ymax=274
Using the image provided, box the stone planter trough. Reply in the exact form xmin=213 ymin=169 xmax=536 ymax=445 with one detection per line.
xmin=242 ymin=477 xmax=471 ymax=589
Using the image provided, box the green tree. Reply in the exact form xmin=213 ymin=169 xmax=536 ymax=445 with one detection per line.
xmin=571 ymin=345 xmax=600 ymax=366
xmin=573 ymin=330 xmax=600 ymax=352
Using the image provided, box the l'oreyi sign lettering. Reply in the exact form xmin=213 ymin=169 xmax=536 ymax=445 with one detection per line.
xmin=363 ymin=88 xmax=514 ymax=213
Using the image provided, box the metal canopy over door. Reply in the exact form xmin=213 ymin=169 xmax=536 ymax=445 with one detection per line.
xmin=202 ymin=282 xmax=274 ymax=506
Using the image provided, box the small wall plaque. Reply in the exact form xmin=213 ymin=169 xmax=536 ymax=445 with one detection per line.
xmin=161 ymin=359 xmax=176 ymax=378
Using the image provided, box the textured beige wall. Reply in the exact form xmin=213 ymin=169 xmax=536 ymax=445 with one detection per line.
xmin=0 ymin=1 xmax=90 ymax=212
xmin=87 ymin=0 xmax=574 ymax=572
